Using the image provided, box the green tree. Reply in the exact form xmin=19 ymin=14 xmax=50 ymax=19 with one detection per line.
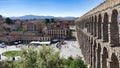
xmin=3 ymin=46 xmax=66 ymax=68
xmin=15 ymin=47 xmax=38 ymax=68
xmin=17 ymin=28 xmax=27 ymax=32
xmin=63 ymin=57 xmax=73 ymax=68
xmin=45 ymin=19 xmax=50 ymax=24
xmin=69 ymin=58 xmax=87 ymax=68
xmin=3 ymin=27 xmax=11 ymax=32
xmin=36 ymin=46 xmax=65 ymax=68
xmin=3 ymin=61 xmax=15 ymax=68
xmin=5 ymin=17 xmax=13 ymax=24
xmin=41 ymin=20 xmax=46 ymax=24
xmin=3 ymin=46 xmax=87 ymax=68
xmin=51 ymin=18 xmax=55 ymax=23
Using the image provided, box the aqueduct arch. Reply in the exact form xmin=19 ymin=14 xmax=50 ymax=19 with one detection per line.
xmin=94 ymin=16 xmax=97 ymax=37
xmin=110 ymin=53 xmax=119 ymax=68
xmin=110 ymin=9 xmax=119 ymax=46
xmin=91 ymin=16 xmax=94 ymax=35
xmin=75 ymin=0 xmax=120 ymax=68
xmin=103 ymin=13 xmax=109 ymax=42
xmin=98 ymin=14 xmax=102 ymax=39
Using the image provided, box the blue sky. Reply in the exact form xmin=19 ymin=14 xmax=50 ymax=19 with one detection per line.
xmin=0 ymin=0 xmax=104 ymax=17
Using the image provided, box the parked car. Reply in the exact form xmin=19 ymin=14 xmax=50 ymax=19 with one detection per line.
xmin=0 ymin=44 xmax=6 ymax=48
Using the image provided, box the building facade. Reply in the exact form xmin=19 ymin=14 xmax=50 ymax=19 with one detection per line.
xmin=0 ymin=31 xmax=51 ymax=44
xmin=76 ymin=0 xmax=120 ymax=68
xmin=46 ymin=28 xmax=70 ymax=39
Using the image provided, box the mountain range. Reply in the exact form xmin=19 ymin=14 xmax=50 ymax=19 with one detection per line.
xmin=8 ymin=15 xmax=78 ymax=20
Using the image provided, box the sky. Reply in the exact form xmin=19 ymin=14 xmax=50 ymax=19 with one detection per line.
xmin=0 ymin=0 xmax=104 ymax=17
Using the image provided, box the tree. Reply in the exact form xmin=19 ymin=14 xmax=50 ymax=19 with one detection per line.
xmin=3 ymin=46 xmax=66 ymax=68
xmin=51 ymin=18 xmax=55 ymax=23
xmin=5 ymin=17 xmax=13 ymax=24
xmin=41 ymin=20 xmax=46 ymax=24
xmin=17 ymin=28 xmax=27 ymax=32
xmin=3 ymin=46 xmax=87 ymax=68
xmin=63 ymin=57 xmax=73 ymax=68
xmin=3 ymin=61 xmax=15 ymax=68
xmin=69 ymin=58 xmax=87 ymax=68
xmin=36 ymin=46 xmax=65 ymax=68
xmin=45 ymin=19 xmax=50 ymax=24
xmin=3 ymin=27 xmax=11 ymax=32
xmin=0 ymin=15 xmax=2 ymax=21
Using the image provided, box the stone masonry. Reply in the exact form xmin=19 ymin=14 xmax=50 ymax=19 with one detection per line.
xmin=76 ymin=0 xmax=120 ymax=68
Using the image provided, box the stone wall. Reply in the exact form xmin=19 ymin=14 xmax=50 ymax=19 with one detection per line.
xmin=76 ymin=0 xmax=120 ymax=68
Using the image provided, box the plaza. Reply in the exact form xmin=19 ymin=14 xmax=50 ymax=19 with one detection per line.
xmin=0 ymin=39 xmax=83 ymax=60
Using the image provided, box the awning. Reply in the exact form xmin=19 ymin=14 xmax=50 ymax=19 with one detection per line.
xmin=30 ymin=41 xmax=51 ymax=45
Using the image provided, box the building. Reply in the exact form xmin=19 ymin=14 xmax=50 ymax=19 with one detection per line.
xmin=76 ymin=0 xmax=120 ymax=68
xmin=58 ymin=20 xmax=75 ymax=26
xmin=0 ymin=31 xmax=51 ymax=45
xmin=22 ymin=21 xmax=36 ymax=31
xmin=46 ymin=28 xmax=70 ymax=39
xmin=22 ymin=20 xmax=45 ymax=32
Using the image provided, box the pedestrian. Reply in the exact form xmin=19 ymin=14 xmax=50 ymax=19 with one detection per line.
xmin=13 ymin=57 xmax=15 ymax=61
xmin=0 ymin=55 xmax=1 ymax=60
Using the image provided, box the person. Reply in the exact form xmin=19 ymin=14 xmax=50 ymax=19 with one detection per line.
xmin=0 ymin=55 xmax=1 ymax=60
xmin=13 ymin=57 xmax=15 ymax=60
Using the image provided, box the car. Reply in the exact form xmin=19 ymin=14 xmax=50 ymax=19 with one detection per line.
xmin=51 ymin=39 xmax=59 ymax=43
xmin=0 ymin=44 xmax=6 ymax=48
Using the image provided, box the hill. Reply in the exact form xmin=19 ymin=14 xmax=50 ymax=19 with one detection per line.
xmin=9 ymin=15 xmax=78 ymax=20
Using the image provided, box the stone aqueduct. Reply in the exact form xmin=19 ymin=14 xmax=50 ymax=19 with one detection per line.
xmin=75 ymin=0 xmax=120 ymax=68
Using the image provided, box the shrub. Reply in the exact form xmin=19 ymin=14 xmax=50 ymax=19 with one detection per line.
xmin=69 ymin=58 xmax=87 ymax=68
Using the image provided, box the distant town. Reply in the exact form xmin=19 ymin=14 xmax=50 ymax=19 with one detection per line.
xmin=0 ymin=15 xmax=76 ymax=45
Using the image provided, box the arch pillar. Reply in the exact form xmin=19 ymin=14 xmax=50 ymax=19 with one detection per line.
xmin=91 ymin=40 xmax=97 ymax=68
xmin=102 ymin=47 xmax=108 ymax=68
xmin=101 ymin=21 xmax=104 ymax=41
xmin=108 ymin=13 xmax=111 ymax=45
xmin=96 ymin=44 xmax=101 ymax=68
xmin=100 ymin=52 xmax=103 ymax=68
xmin=100 ymin=13 xmax=104 ymax=42
xmin=107 ymin=58 xmax=112 ymax=68
xmin=95 ymin=47 xmax=98 ymax=68
xmin=90 ymin=41 xmax=93 ymax=68
xmin=102 ymin=58 xmax=112 ymax=68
